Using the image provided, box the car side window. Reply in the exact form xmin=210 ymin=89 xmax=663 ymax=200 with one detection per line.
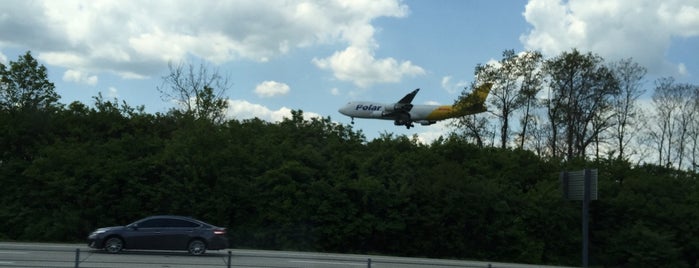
xmin=168 ymin=219 xmax=200 ymax=228
xmin=138 ymin=219 xmax=167 ymax=228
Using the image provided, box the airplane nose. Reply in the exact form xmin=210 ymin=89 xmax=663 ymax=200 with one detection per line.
xmin=338 ymin=104 xmax=350 ymax=116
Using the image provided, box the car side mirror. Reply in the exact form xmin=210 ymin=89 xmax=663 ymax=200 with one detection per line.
xmin=129 ymin=224 xmax=139 ymax=231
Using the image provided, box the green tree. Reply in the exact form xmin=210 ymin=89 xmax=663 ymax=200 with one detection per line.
xmin=0 ymin=51 xmax=59 ymax=111
xmin=158 ymin=61 xmax=230 ymax=123
xmin=474 ymin=49 xmax=543 ymax=149
xmin=544 ymin=49 xmax=618 ymax=159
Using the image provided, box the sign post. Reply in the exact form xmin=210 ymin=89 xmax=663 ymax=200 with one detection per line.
xmin=561 ymin=168 xmax=598 ymax=268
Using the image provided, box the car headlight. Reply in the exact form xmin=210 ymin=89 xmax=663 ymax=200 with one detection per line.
xmin=90 ymin=229 xmax=107 ymax=236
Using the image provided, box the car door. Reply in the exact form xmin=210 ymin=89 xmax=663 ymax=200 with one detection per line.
xmin=159 ymin=218 xmax=200 ymax=250
xmin=124 ymin=218 xmax=168 ymax=250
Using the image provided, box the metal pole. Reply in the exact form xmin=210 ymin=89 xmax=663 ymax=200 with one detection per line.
xmin=74 ymin=248 xmax=80 ymax=268
xmin=227 ymin=251 xmax=232 ymax=268
xmin=367 ymin=258 xmax=372 ymax=268
xmin=560 ymin=171 xmax=569 ymax=199
xmin=582 ymin=168 xmax=591 ymax=268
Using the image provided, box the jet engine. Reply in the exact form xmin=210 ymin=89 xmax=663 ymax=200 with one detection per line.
xmin=383 ymin=103 xmax=413 ymax=113
xmin=415 ymin=120 xmax=437 ymax=126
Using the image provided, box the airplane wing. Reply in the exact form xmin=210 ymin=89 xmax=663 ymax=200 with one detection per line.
xmin=387 ymin=88 xmax=419 ymax=113
xmin=398 ymin=88 xmax=419 ymax=104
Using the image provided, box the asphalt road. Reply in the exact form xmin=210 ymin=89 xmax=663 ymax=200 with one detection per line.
xmin=0 ymin=242 xmax=574 ymax=268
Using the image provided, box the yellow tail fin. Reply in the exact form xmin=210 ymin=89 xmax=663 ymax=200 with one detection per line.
xmin=455 ymin=82 xmax=492 ymax=115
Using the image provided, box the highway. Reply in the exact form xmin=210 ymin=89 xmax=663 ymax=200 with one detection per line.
xmin=0 ymin=242 xmax=574 ymax=268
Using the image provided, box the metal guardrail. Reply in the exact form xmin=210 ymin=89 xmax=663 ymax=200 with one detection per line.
xmin=0 ymin=243 xmax=572 ymax=268
xmin=55 ymin=249 xmax=392 ymax=268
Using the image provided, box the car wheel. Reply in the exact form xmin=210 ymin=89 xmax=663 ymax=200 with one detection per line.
xmin=104 ymin=237 xmax=123 ymax=253
xmin=188 ymin=239 xmax=206 ymax=255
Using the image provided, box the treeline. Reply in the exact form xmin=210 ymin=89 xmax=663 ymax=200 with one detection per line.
xmin=1 ymin=52 xmax=698 ymax=267
xmin=2 ymin=101 xmax=698 ymax=266
xmin=461 ymin=49 xmax=699 ymax=171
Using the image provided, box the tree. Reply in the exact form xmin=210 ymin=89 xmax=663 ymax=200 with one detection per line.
xmin=0 ymin=51 xmax=59 ymax=111
xmin=515 ymin=51 xmax=544 ymax=149
xmin=672 ymin=84 xmax=697 ymax=169
xmin=650 ymin=78 xmax=699 ymax=169
xmin=650 ymin=77 xmax=681 ymax=167
xmin=609 ymin=58 xmax=646 ymax=161
xmin=0 ymin=51 xmax=61 ymax=164
xmin=157 ymin=61 xmax=230 ymax=123
xmin=474 ymin=50 xmax=543 ymax=149
xmin=524 ymin=116 xmax=549 ymax=157
xmin=687 ymin=87 xmax=699 ymax=171
xmin=543 ymin=49 xmax=618 ymax=159
xmin=650 ymin=78 xmax=673 ymax=166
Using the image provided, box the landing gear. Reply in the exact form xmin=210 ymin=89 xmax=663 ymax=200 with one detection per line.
xmin=350 ymin=117 xmax=355 ymax=124
xmin=394 ymin=119 xmax=414 ymax=129
xmin=394 ymin=112 xmax=413 ymax=129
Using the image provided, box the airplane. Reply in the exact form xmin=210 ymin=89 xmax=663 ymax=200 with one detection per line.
xmin=338 ymin=83 xmax=492 ymax=129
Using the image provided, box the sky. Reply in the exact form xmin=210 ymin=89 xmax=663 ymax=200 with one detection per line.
xmin=1 ymin=0 xmax=698 ymax=143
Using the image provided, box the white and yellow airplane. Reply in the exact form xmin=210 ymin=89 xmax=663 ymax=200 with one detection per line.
xmin=339 ymin=83 xmax=492 ymax=129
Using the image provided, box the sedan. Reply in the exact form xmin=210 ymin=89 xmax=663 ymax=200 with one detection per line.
xmin=88 ymin=215 xmax=228 ymax=255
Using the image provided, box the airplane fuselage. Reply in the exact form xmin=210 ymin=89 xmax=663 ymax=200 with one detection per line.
xmin=338 ymin=83 xmax=491 ymax=129
xmin=339 ymin=101 xmax=458 ymax=126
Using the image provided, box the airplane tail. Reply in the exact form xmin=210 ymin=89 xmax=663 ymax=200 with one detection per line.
xmin=454 ymin=82 xmax=492 ymax=116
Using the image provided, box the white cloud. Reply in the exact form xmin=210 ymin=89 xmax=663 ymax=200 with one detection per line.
xmin=678 ymin=63 xmax=688 ymax=76
xmin=440 ymin=75 xmax=470 ymax=95
xmin=226 ymin=99 xmax=289 ymax=122
xmin=413 ymin=120 xmax=453 ymax=145
xmin=330 ymin=88 xmax=340 ymax=96
xmin=441 ymin=76 xmax=452 ymax=89
xmin=307 ymin=0 xmax=426 ymax=87
xmin=658 ymin=2 xmax=699 ymax=37
xmin=226 ymin=99 xmax=321 ymax=122
xmin=106 ymin=87 xmax=119 ymax=98
xmin=0 ymin=0 xmax=416 ymax=83
xmin=0 ymin=52 xmax=7 ymax=64
xmin=62 ymin=69 xmax=98 ymax=85
xmin=521 ymin=0 xmax=699 ymax=75
xmin=254 ymin=81 xmax=290 ymax=98
xmin=313 ymin=46 xmax=425 ymax=88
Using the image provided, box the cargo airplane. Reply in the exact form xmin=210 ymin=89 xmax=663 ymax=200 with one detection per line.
xmin=339 ymin=83 xmax=492 ymax=129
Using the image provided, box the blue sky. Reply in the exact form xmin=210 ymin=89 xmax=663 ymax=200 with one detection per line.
xmin=1 ymin=0 xmax=697 ymax=142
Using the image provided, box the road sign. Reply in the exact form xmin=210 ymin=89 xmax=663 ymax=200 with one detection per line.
xmin=561 ymin=169 xmax=598 ymax=200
